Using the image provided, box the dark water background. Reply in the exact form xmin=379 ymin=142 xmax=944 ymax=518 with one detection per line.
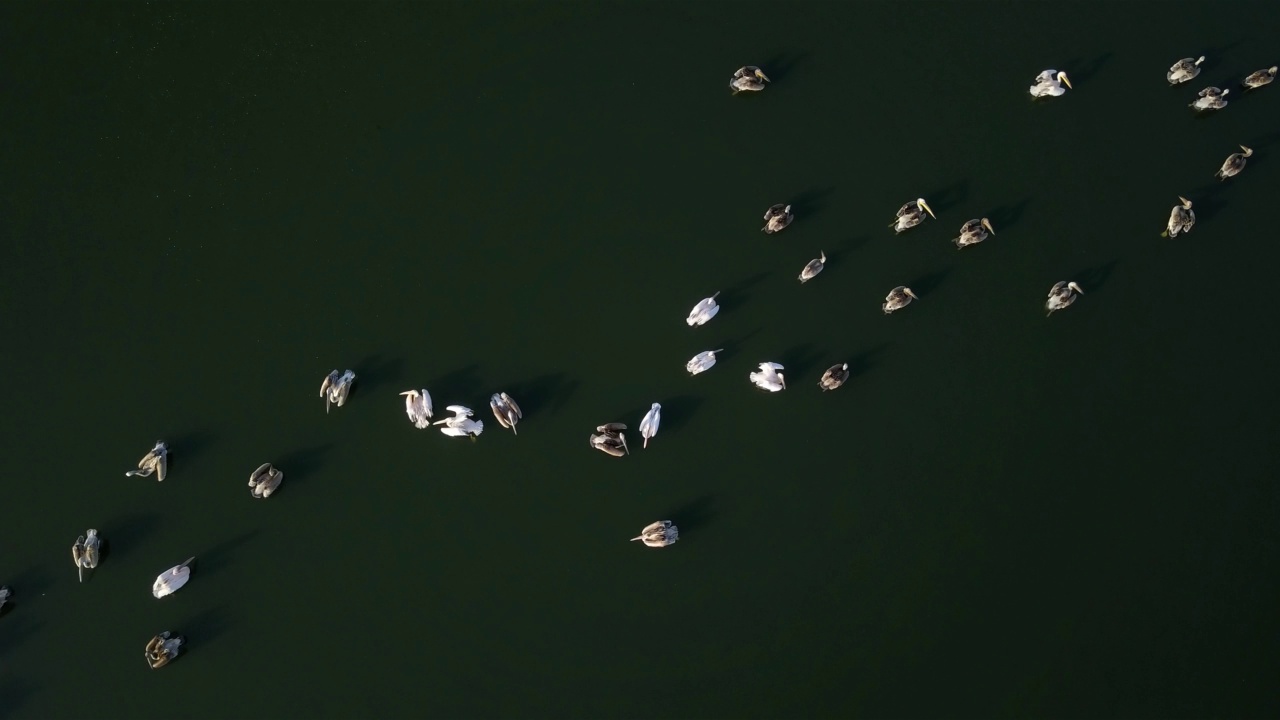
xmin=2 ymin=2 xmax=1278 ymax=718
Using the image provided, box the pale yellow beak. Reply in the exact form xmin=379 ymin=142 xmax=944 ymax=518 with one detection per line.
xmin=905 ymin=288 xmax=918 ymax=300
xmin=920 ymin=200 xmax=936 ymax=219
xmin=981 ymin=218 xmax=995 ymax=235
xmin=1059 ymin=72 xmax=1072 ymax=89
xmin=755 ymin=69 xmax=771 ymax=82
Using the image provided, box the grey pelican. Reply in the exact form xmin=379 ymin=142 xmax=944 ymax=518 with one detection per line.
xmin=489 ymin=392 xmax=523 ymax=435
xmin=1045 ymin=281 xmax=1084 ymax=316
xmin=1215 ymin=145 xmax=1253 ymax=180
xmin=639 ymin=403 xmax=661 ymax=449
xmin=590 ymin=423 xmax=629 ymax=457
xmin=319 ymin=369 xmax=356 ymax=412
xmin=248 ymin=463 xmax=284 ymax=499
xmin=892 ymin=198 xmax=935 ymax=234
xmin=152 ymin=557 xmax=195 ymax=598
xmin=730 ymin=66 xmax=770 ymax=93
xmin=819 ymin=363 xmax=850 ymax=391
xmin=954 ymin=218 xmax=995 ymax=249
xmin=1030 ymin=70 xmax=1072 ymax=97
xmin=749 ymin=362 xmax=786 ymax=392
xmin=798 ymin=251 xmax=826 ymax=283
xmin=686 ymin=292 xmax=721 ymax=326
xmin=399 ymin=389 xmax=434 ymax=428
xmin=145 ymin=631 xmax=185 ymax=669
xmin=882 ymin=286 xmax=918 ymax=314
xmin=631 ymin=520 xmax=679 ymax=548
xmin=1190 ymin=87 xmax=1228 ymax=111
xmin=1243 ymin=66 xmax=1277 ymax=90
xmin=1162 ymin=196 xmax=1195 ymax=238
xmin=125 ymin=441 xmax=168 ymax=482
xmin=686 ymin=349 xmax=723 ymax=375
xmin=1167 ymin=56 xmax=1205 ymax=85
xmin=72 ymin=535 xmax=86 ymax=583
xmin=434 ymin=405 xmax=484 ymax=438
xmin=762 ymin=204 xmax=794 ymax=234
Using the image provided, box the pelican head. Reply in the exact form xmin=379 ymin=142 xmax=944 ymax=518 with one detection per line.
xmin=754 ymin=68 xmax=770 ymax=82
xmin=916 ymin=198 xmax=935 ymax=219
xmin=1068 ymin=282 xmax=1084 ymax=294
xmin=904 ymin=288 xmax=919 ymax=300
xmin=1057 ymin=71 xmax=1072 ymax=89
xmin=1179 ymin=196 xmax=1192 ymax=209
xmin=1241 ymin=145 xmax=1253 ymax=157
xmin=980 ymin=218 xmax=995 ymax=235
xmin=1194 ymin=56 xmax=1205 ymax=66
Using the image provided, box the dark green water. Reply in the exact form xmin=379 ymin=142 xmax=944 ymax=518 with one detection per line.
xmin=2 ymin=2 xmax=1278 ymax=718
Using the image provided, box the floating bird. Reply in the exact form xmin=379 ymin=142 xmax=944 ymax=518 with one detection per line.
xmin=71 ymin=535 xmax=86 ymax=583
xmin=762 ymin=204 xmax=794 ymax=234
xmin=82 ymin=529 xmax=101 ymax=571
xmin=489 ymin=392 xmax=523 ymax=435
xmin=1030 ymin=69 xmax=1072 ymax=97
xmin=686 ymin=349 xmax=723 ymax=375
xmin=892 ymin=198 xmax=935 ymax=234
xmin=145 ymin=631 xmax=185 ymax=670
xmin=818 ymin=363 xmax=850 ymax=391
xmin=1190 ymin=87 xmax=1228 ymax=111
xmin=434 ymin=405 xmax=484 ymax=439
xmin=152 ymin=557 xmax=195 ymax=598
xmin=882 ymin=286 xmax=918 ymax=314
xmin=589 ymin=423 xmax=629 ymax=457
xmin=399 ymin=389 xmax=434 ymax=428
xmin=125 ymin=441 xmax=168 ymax=482
xmin=248 ymin=463 xmax=284 ymax=499
xmin=730 ymin=65 xmax=770 ymax=94
xmin=639 ymin=403 xmax=661 ymax=449
xmin=0 ymin=586 xmax=10 ymax=613
xmin=1162 ymin=196 xmax=1195 ymax=238
xmin=799 ymin=252 xmax=826 ymax=282
xmin=1243 ymin=66 xmax=1277 ymax=90
xmin=686 ymin=292 xmax=721 ymax=326
xmin=954 ymin=218 xmax=995 ymax=249
xmin=1215 ymin=145 xmax=1253 ymax=180
xmin=1167 ymin=56 xmax=1205 ymax=84
xmin=749 ymin=362 xmax=786 ymax=392
xmin=631 ymin=520 xmax=679 ymax=548
xmin=319 ymin=369 xmax=356 ymax=413
xmin=1045 ymin=281 xmax=1084 ymax=316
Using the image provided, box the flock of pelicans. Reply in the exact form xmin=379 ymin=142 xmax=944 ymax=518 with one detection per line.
xmin=1 ymin=57 xmax=1273 ymax=672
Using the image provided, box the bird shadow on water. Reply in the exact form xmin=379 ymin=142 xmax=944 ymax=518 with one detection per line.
xmin=988 ymin=198 xmax=1032 ymax=233
xmin=843 ymin=343 xmax=890 ymax=383
xmin=197 ymin=531 xmax=259 ymax=581
xmin=713 ymin=327 xmax=761 ymax=362
xmin=167 ymin=429 xmax=215 ymax=474
xmin=826 ymin=235 xmax=871 ymax=270
xmin=1186 ymin=182 xmax=1230 ymax=223
xmin=507 ymin=373 xmax=579 ymax=418
xmin=6 ymin=566 xmax=55 ymax=601
xmin=788 ymin=186 xmax=835 ymax=221
xmin=782 ymin=343 xmax=827 ymax=381
xmin=759 ymin=51 xmax=808 ymax=84
xmin=1063 ymin=52 xmax=1112 ymax=83
xmin=0 ymin=677 xmax=33 ymax=716
xmin=349 ymin=354 xmax=405 ymax=399
xmin=909 ymin=267 xmax=953 ymax=297
xmin=658 ymin=394 xmax=704 ymax=434
xmin=664 ymin=495 xmax=714 ymax=536
xmin=718 ymin=272 xmax=769 ymax=313
xmin=181 ymin=604 xmax=231 ymax=651
xmin=275 ymin=443 xmax=335 ymax=490
xmin=100 ymin=511 xmax=163 ymax=564
xmin=428 ymin=363 xmax=485 ymax=404
xmin=1071 ymin=260 xmax=1118 ymax=295
xmin=923 ymin=179 xmax=969 ymax=215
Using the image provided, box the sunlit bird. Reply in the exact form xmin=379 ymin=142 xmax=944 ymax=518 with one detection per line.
xmin=1162 ymin=196 xmax=1195 ymax=238
xmin=686 ymin=349 xmax=723 ymax=375
xmin=399 ymin=389 xmax=434 ymax=428
xmin=819 ymin=363 xmax=850 ymax=392
xmin=1190 ymin=86 xmax=1228 ymax=111
xmin=1215 ymin=145 xmax=1253 ymax=180
xmin=730 ymin=66 xmax=770 ymax=94
xmin=1045 ymin=281 xmax=1084 ymax=316
xmin=954 ymin=218 xmax=995 ymax=249
xmin=1030 ymin=69 xmax=1072 ymax=97
xmin=639 ymin=403 xmax=661 ymax=449
xmin=631 ymin=520 xmax=679 ymax=548
xmin=1167 ymin=56 xmax=1205 ymax=85
xmin=799 ymin=251 xmax=826 ymax=282
xmin=686 ymin=292 xmax=721 ymax=327
xmin=891 ymin=198 xmax=935 ymax=234
xmin=489 ymin=392 xmax=523 ymax=435
xmin=882 ymin=286 xmax=918 ymax=314
xmin=1242 ymin=66 xmax=1277 ymax=90
xmin=762 ymin=203 xmax=794 ymax=234
xmin=125 ymin=441 xmax=168 ymax=482
xmin=749 ymin=362 xmax=786 ymax=392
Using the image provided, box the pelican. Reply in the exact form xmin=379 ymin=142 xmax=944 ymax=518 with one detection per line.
xmin=1215 ymin=145 xmax=1253 ymax=180
xmin=819 ymin=363 xmax=850 ymax=391
xmin=954 ymin=218 xmax=995 ymax=249
xmin=762 ymin=204 xmax=794 ymax=234
xmin=82 ymin=529 xmax=101 ymax=571
xmin=0 ymin=586 xmax=10 ymax=613
xmin=1190 ymin=87 xmax=1228 ymax=111
xmin=1045 ymin=281 xmax=1084 ymax=316
xmin=686 ymin=349 xmax=723 ymax=375
xmin=1167 ymin=56 xmax=1205 ymax=84
xmin=399 ymin=389 xmax=434 ymax=428
xmin=631 ymin=520 xmax=679 ymax=548
xmin=1243 ymin=66 xmax=1277 ymax=89
xmin=489 ymin=392 xmax=523 ymax=435
xmin=145 ymin=631 xmax=184 ymax=670
xmin=882 ymin=286 xmax=918 ymax=314
xmin=1162 ymin=196 xmax=1195 ymax=238
xmin=892 ymin=198 xmax=935 ymax=234
xmin=433 ymin=405 xmax=484 ymax=438
xmin=1030 ymin=69 xmax=1072 ymax=97
xmin=152 ymin=557 xmax=195 ymax=598
xmin=319 ymin=369 xmax=356 ymax=412
xmin=730 ymin=65 xmax=770 ymax=93
xmin=125 ymin=441 xmax=168 ymax=482
xmin=639 ymin=403 xmax=661 ymax=449
xmin=749 ymin=362 xmax=786 ymax=392
xmin=686 ymin=292 xmax=721 ymax=326
xmin=590 ymin=423 xmax=629 ymax=457
xmin=799 ymin=251 xmax=826 ymax=283
xmin=248 ymin=463 xmax=284 ymax=499
xmin=72 ymin=535 xmax=86 ymax=583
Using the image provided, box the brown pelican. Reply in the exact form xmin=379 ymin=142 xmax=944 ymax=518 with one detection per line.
xmin=891 ymin=198 xmax=935 ymax=234
xmin=686 ymin=349 xmax=723 ymax=375
xmin=762 ymin=204 xmax=794 ymax=234
xmin=72 ymin=535 xmax=86 ymax=583
xmin=639 ymin=403 xmax=661 ymax=449
xmin=1030 ymin=70 xmax=1072 ymax=97
xmin=1215 ymin=145 xmax=1253 ymax=180
xmin=590 ymin=423 xmax=629 ymax=457
xmin=819 ymin=363 xmax=850 ymax=391
xmin=248 ymin=463 xmax=284 ymax=499
xmin=730 ymin=66 xmax=770 ymax=93
xmin=631 ymin=520 xmax=679 ymax=548
xmin=1167 ymin=56 xmax=1205 ymax=85
xmin=125 ymin=441 xmax=168 ymax=482
xmin=749 ymin=362 xmax=786 ymax=392
xmin=954 ymin=218 xmax=995 ymax=249
xmin=686 ymin=292 xmax=721 ymax=326
xmin=79 ymin=530 xmax=102 ymax=578
xmin=1045 ymin=281 xmax=1084 ymax=316
xmin=489 ymin=392 xmax=523 ymax=435
xmin=153 ymin=557 xmax=195 ymax=598
xmin=434 ymin=405 xmax=484 ymax=439
xmin=145 ymin=631 xmax=185 ymax=670
xmin=319 ymin=369 xmax=356 ymax=412
xmin=882 ymin=286 xmax=918 ymax=314
xmin=798 ymin=251 xmax=826 ymax=283
xmin=1190 ymin=87 xmax=1228 ymax=111
xmin=1243 ymin=66 xmax=1277 ymax=90
xmin=399 ymin=389 xmax=433 ymax=428
xmin=1162 ymin=196 xmax=1195 ymax=238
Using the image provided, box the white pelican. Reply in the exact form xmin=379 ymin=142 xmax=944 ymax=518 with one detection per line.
xmin=1045 ymin=281 xmax=1084 ymax=316
xmin=882 ymin=286 xmax=918 ymax=314
xmin=954 ymin=218 xmax=995 ymax=249
xmin=762 ymin=204 xmax=793 ymax=234
xmin=1190 ymin=87 xmax=1228 ymax=111
xmin=1215 ymin=145 xmax=1253 ymax=180
xmin=152 ymin=557 xmax=195 ymax=598
xmin=730 ymin=66 xmax=770 ymax=93
xmin=631 ymin=520 xmax=679 ymax=548
xmin=319 ymin=369 xmax=356 ymax=412
xmin=892 ymin=198 xmax=935 ymax=234
xmin=145 ymin=631 xmax=184 ymax=670
xmin=590 ymin=423 xmax=629 ymax=457
xmin=749 ymin=362 xmax=786 ymax=392
xmin=1030 ymin=69 xmax=1072 ymax=97
xmin=686 ymin=292 xmax=721 ymax=326
xmin=819 ymin=363 xmax=849 ymax=391
xmin=126 ymin=441 xmax=168 ymax=482
xmin=489 ymin=392 xmax=523 ymax=435
xmin=433 ymin=405 xmax=484 ymax=438
xmin=798 ymin=251 xmax=826 ymax=282
xmin=1162 ymin=196 xmax=1195 ymax=238
xmin=399 ymin=389 xmax=433 ymax=428
xmin=639 ymin=403 xmax=661 ymax=449
xmin=1167 ymin=56 xmax=1205 ymax=85
xmin=72 ymin=535 xmax=86 ymax=583
xmin=1243 ymin=66 xmax=1277 ymax=89
xmin=686 ymin=349 xmax=723 ymax=375
xmin=248 ymin=463 xmax=284 ymax=499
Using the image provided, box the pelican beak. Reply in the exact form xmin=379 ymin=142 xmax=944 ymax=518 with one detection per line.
xmin=905 ymin=288 xmax=919 ymax=300
xmin=1060 ymin=72 xmax=1072 ymax=89
xmin=981 ymin=218 xmax=994 ymax=235
xmin=1069 ymin=282 xmax=1084 ymax=294
xmin=920 ymin=200 xmax=936 ymax=219
xmin=755 ymin=69 xmax=771 ymax=82
xmin=1178 ymin=196 xmax=1192 ymax=208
